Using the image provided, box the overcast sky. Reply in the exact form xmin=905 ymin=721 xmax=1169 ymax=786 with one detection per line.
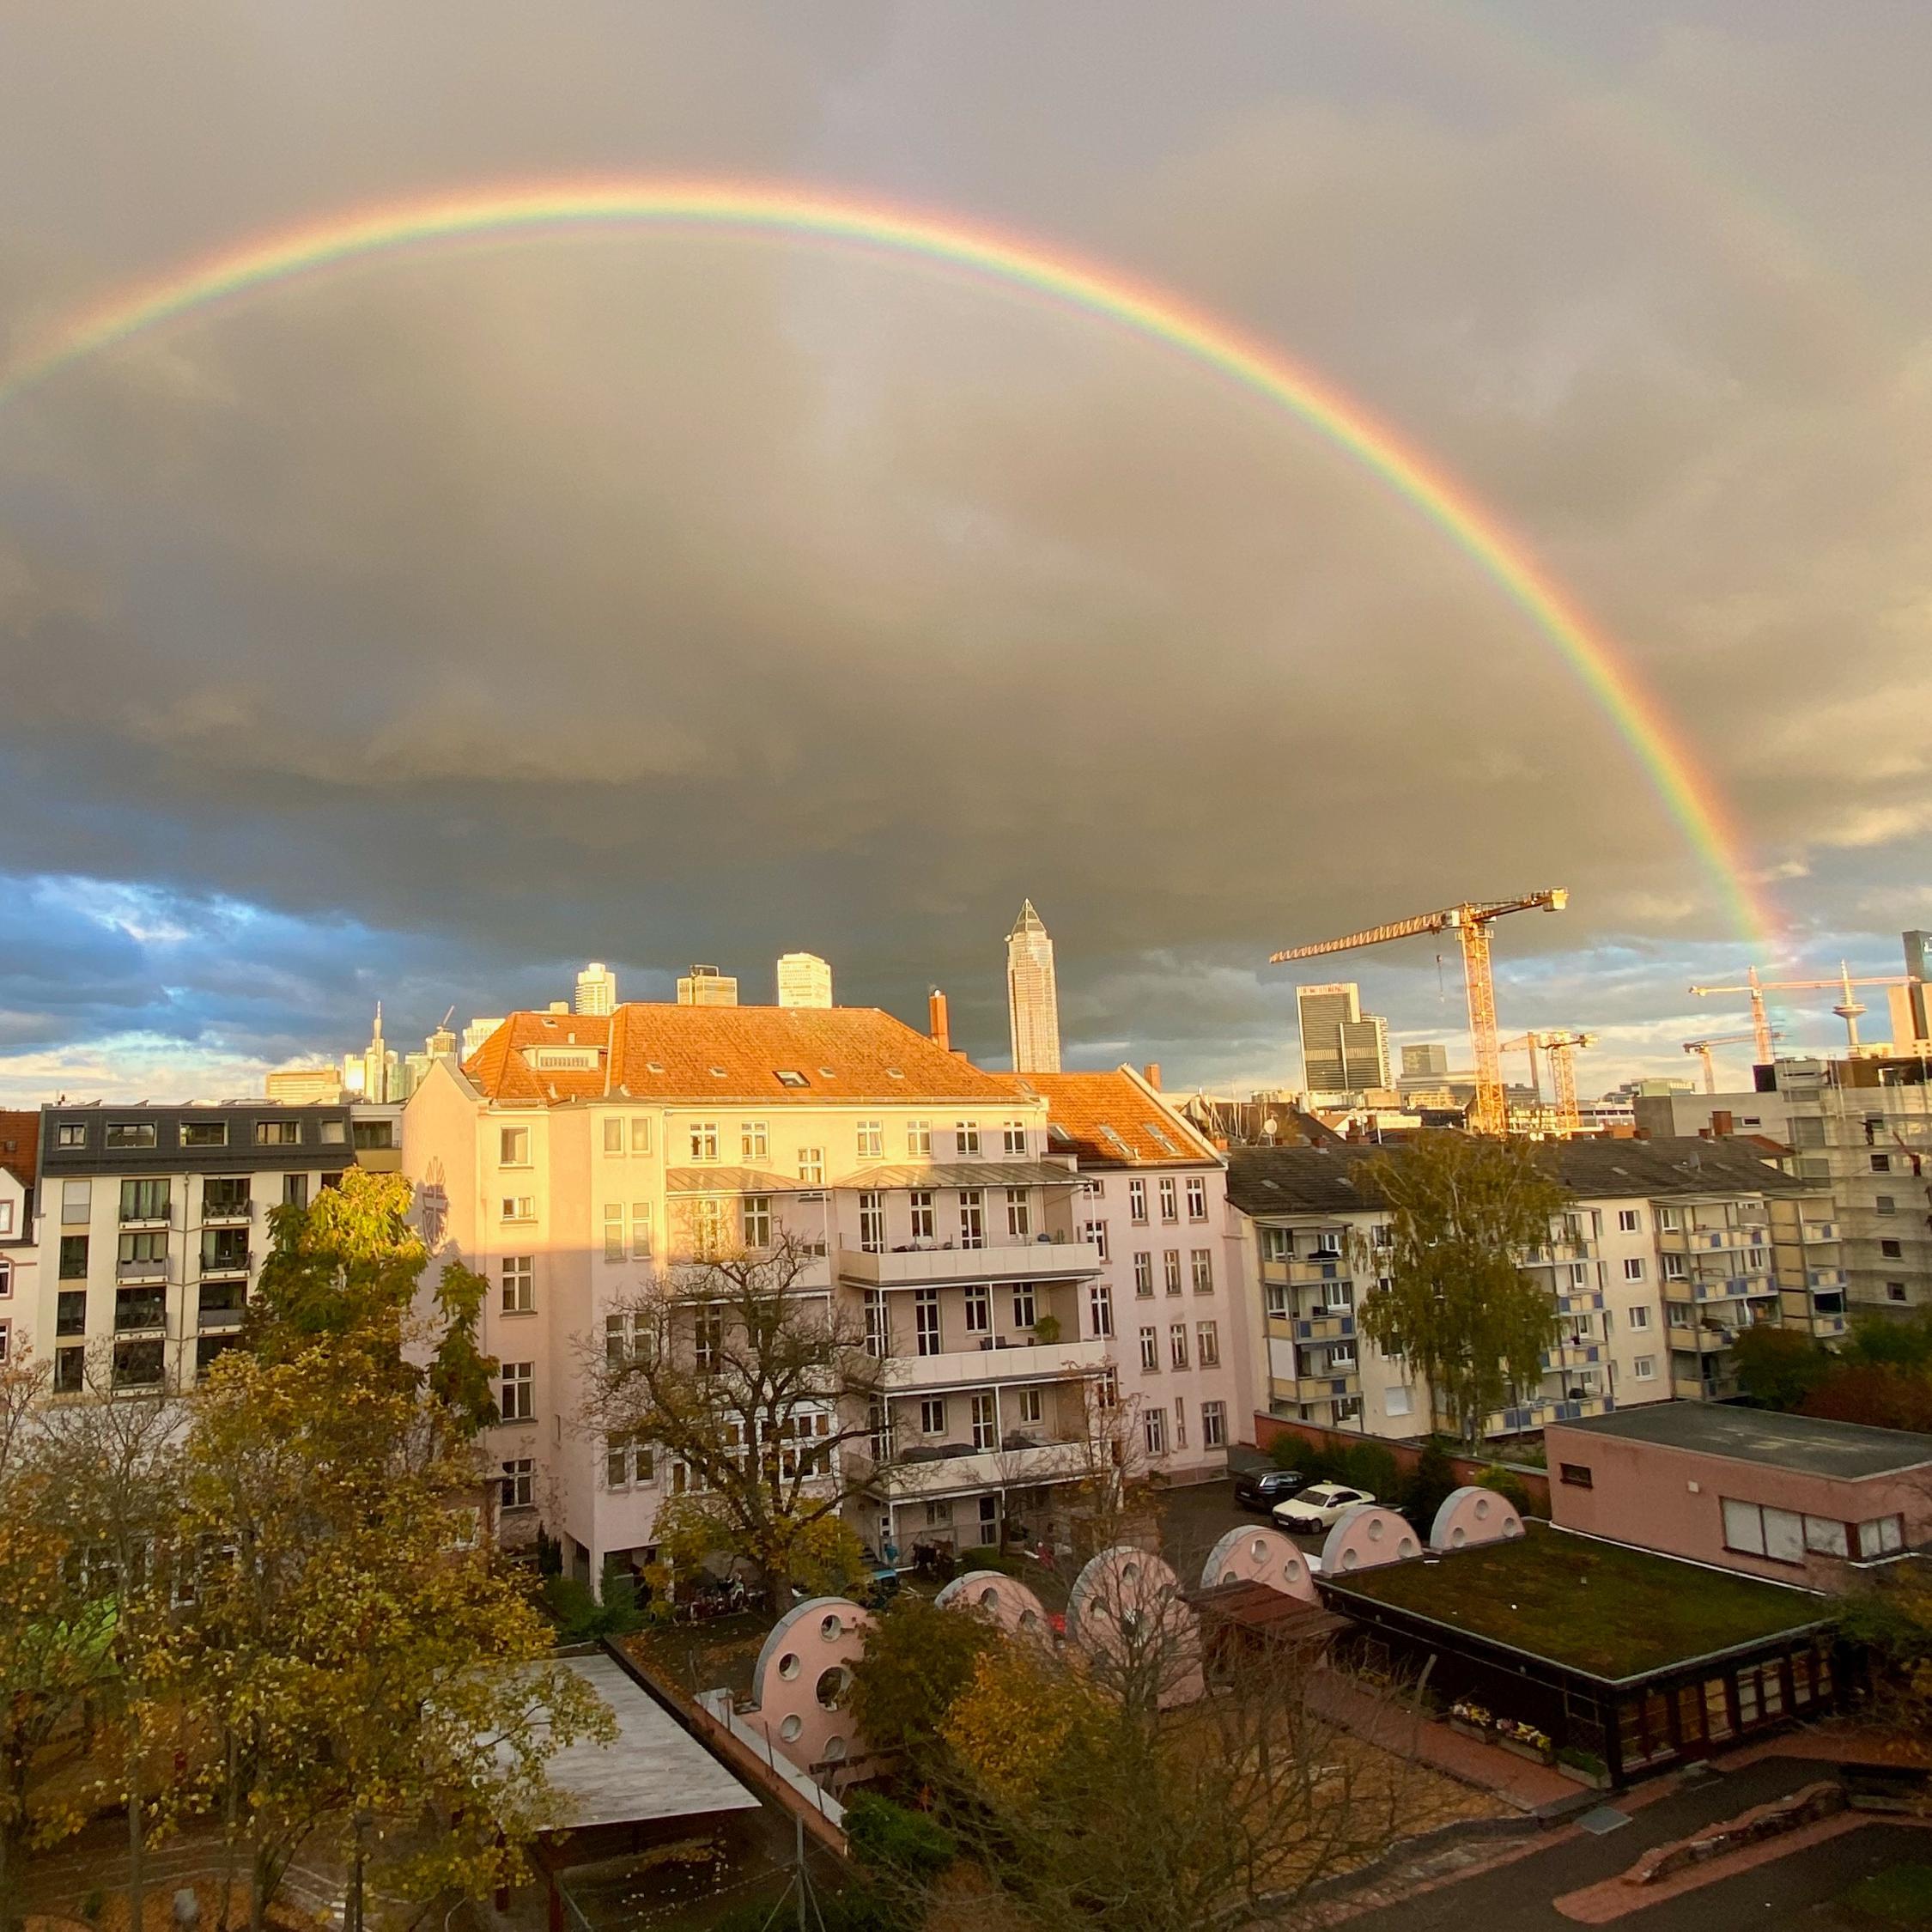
xmin=1 ymin=2 xmax=1928 ymax=1103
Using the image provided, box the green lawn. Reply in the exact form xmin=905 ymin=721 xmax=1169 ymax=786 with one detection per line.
xmin=1843 ymin=1863 xmax=1932 ymax=1928
xmin=1324 ymin=1522 xmax=1831 ymax=1680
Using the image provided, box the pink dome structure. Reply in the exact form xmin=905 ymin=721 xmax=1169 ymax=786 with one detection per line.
xmin=747 ymin=1595 xmax=875 ymax=1778
xmin=935 ymin=1568 xmax=1052 ymax=1638
xmin=1428 ymin=1484 xmax=1525 ymax=1551
xmin=1066 ymin=1545 xmax=1204 ymax=1707
xmin=1199 ymin=1525 xmax=1321 ymax=1602
xmin=1318 ymin=1504 xmax=1421 ymax=1576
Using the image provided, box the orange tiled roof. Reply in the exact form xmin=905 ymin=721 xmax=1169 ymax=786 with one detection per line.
xmin=464 ymin=1005 xmax=1023 ymax=1107
xmin=1006 ymin=1071 xmax=1218 ymax=1167
xmin=0 ymin=1110 xmax=39 ymax=1193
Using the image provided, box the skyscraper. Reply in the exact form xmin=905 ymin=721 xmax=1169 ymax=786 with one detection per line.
xmin=574 ymin=962 xmax=617 ymax=1016
xmin=1400 ymin=1042 xmax=1449 ymax=1080
xmin=776 ymin=951 xmax=834 ymax=1009
xmin=1005 ymin=900 xmax=1062 ymax=1073
xmin=1296 ymin=983 xmax=1390 ymax=1094
xmin=677 ymin=964 xmax=739 ymax=1006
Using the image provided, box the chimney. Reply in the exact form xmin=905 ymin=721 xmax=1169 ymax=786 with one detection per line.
xmin=927 ymin=988 xmax=950 ymax=1053
xmin=1142 ymin=1062 xmax=1161 ymax=1090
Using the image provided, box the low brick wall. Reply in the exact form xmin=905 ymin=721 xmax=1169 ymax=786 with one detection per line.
xmin=1624 ymin=1781 xmax=1844 ymax=1886
xmin=1252 ymin=1414 xmax=1552 ymax=1517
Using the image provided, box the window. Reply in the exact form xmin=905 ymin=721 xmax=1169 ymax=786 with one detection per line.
xmin=1618 ymin=1208 xmax=1641 ymax=1233
xmin=1089 ymin=1281 xmax=1113 ymax=1339
xmin=604 ymin=1205 xmax=625 ymax=1261
xmin=501 ymin=1255 xmax=534 ymax=1314
xmin=59 ymin=1235 xmax=88 ymax=1279
xmin=958 ymin=1191 xmax=984 ymax=1249
xmin=689 ymin=1199 xmax=728 ymax=1259
xmin=774 ymin=1070 xmax=809 ymax=1091
xmin=629 ymin=1117 xmax=652 ymax=1155
xmin=856 ymin=1191 xmax=885 ymax=1254
xmin=914 ymin=1288 xmax=941 ymax=1358
xmin=1096 ymin=1369 xmax=1119 ymax=1410
xmin=1662 ymin=1253 xmax=1687 ymax=1281
xmin=1195 ymin=1319 xmax=1220 ymax=1367
xmin=1871 ymin=1153 xmax=1892 ymax=1173
xmin=971 ymin=1394 xmax=996 ymax=1451
xmin=1163 ymin=1250 xmax=1182 ymax=1296
xmin=1005 ymin=1189 xmax=1030 ymax=1240
xmin=1622 ymin=1257 xmax=1645 ymax=1282
xmin=500 ymin=1362 xmax=534 ymax=1422
xmin=1015 ymin=1387 xmax=1043 ymax=1426
xmin=920 ymin=1398 xmax=947 ymax=1435
xmin=106 ymin=1121 xmax=158 ymax=1149
xmin=1139 ymin=1326 xmax=1158 ymax=1371
xmin=119 ymin=1178 xmax=171 ymax=1222
xmin=1857 ymin=1516 xmax=1905 ymax=1559
xmin=1657 ymin=1206 xmax=1680 ymax=1231
xmin=1011 ymin=1284 xmax=1036 ymax=1328
xmin=603 ymin=1117 xmax=625 ymax=1155
xmin=1632 ymin=1355 xmax=1656 ymax=1380
xmin=1185 ymin=1176 xmax=1207 ymax=1221
xmin=1723 ymin=1498 xmax=1807 ymax=1564
xmin=1559 ymin=1463 xmax=1594 ymax=1489
xmin=1002 ymin=1121 xmax=1027 ymax=1156
xmin=740 ymin=1121 xmax=768 ymax=1162
xmin=690 ymin=1121 xmax=720 ymax=1163
xmin=203 ymin=1177 xmax=250 ymax=1217
xmin=857 ymin=1121 xmax=884 ymax=1160
xmin=1173 ymin=1398 xmax=1187 ymax=1449
xmin=1201 ymin=1400 xmax=1226 ymax=1448
xmin=693 ymin=1309 xmax=725 ymax=1373
xmin=1082 ymin=1218 xmax=1109 ymax=1261
xmin=909 ymin=1191 xmax=935 ymax=1241
xmin=1158 ymin=1177 xmax=1178 ymax=1223
xmin=1128 ymin=1179 xmax=1147 ymax=1224
xmin=112 ymin=1339 xmax=165 ymax=1388
xmin=180 ymin=1121 xmax=228 ymax=1149
xmin=744 ymin=1196 xmax=773 ymax=1250
xmin=1881 ymin=1239 xmax=1904 ymax=1259
xmin=907 ymin=1121 xmax=932 ymax=1157
xmin=1190 ymin=1249 xmax=1214 ymax=1294
xmin=1165 ymin=1327 xmax=1187 ymax=1372
xmin=501 ymin=1458 xmax=535 ymax=1510
xmin=56 ymin=1122 xmax=87 ymax=1150
xmin=498 ymin=1125 xmax=531 ymax=1167
xmin=56 ymin=1290 xmax=85 ymax=1336
xmin=283 ymin=1175 xmax=309 ymax=1211
xmin=864 ymin=1290 xmax=888 ymax=1359
xmin=55 ymin=1346 xmax=86 ymax=1394
xmin=798 ymin=1147 xmax=825 ymax=1186
xmin=1628 ymin=1303 xmax=1652 ymax=1331
xmin=1260 ymin=1227 xmax=1291 ymax=1262
xmin=1804 ymin=1516 xmax=1848 ymax=1558
xmin=631 ymin=1202 xmax=653 ymax=1261
xmin=605 ymin=1437 xmax=656 ymax=1489
xmin=1876 ymin=1195 xmax=1897 ymax=1215
xmin=1143 ymin=1408 xmax=1168 ymax=1456
xmin=964 ymin=1284 xmax=991 ymax=1334
xmin=956 ymin=1121 xmax=981 ymax=1156
xmin=1384 ymin=1385 xmax=1413 ymax=1418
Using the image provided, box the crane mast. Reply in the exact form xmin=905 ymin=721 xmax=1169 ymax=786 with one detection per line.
xmin=1271 ymin=890 xmax=1567 ymax=1136
xmin=1690 ymin=963 xmax=1907 ymax=1057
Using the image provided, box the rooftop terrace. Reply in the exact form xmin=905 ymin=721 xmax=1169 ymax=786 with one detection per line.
xmin=1322 ymin=1524 xmax=1832 ymax=1683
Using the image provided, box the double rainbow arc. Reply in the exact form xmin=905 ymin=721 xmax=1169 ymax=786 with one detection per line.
xmin=0 ymin=177 xmax=1777 ymax=949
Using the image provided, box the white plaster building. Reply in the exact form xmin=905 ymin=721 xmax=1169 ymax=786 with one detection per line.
xmin=0 ymin=1112 xmax=39 ymax=1370
xmin=402 ymin=1002 xmax=1110 ymax=1585
xmin=1006 ymin=1068 xmax=1251 ymax=1479
xmin=775 ymin=953 xmax=834 ymax=1010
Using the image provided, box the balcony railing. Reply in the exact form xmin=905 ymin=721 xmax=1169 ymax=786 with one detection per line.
xmin=1522 ymin=1237 xmax=1598 ymax=1265
xmin=113 ymin=1297 xmax=166 ymax=1333
xmin=200 ymin=1200 xmax=253 ymax=1225
xmin=878 ymin=1336 xmax=1109 ymax=1391
xmin=115 ymin=1255 xmax=170 ymax=1285
xmin=197 ymin=1301 xmax=247 ymax=1332
xmin=1801 ymin=1222 xmax=1841 ymax=1243
xmin=198 ymin=1249 xmax=252 ymax=1279
xmin=118 ymin=1204 xmax=173 ymax=1229
xmin=1557 ymin=1289 xmax=1606 ymax=1315
xmin=1485 ymin=1393 xmax=1613 ymax=1434
xmin=838 ymin=1239 xmax=1102 ymax=1288
xmin=1287 ymin=1309 xmax=1357 ymax=1344
xmin=1664 ymin=1224 xmax=1770 ymax=1253
xmin=1271 ymin=1368 xmax=1362 ymax=1406
xmin=1807 ymin=1267 xmax=1847 ymax=1290
xmin=1540 ymin=1340 xmax=1604 ymax=1371
xmin=849 ymin=1437 xmax=1094 ymax=1498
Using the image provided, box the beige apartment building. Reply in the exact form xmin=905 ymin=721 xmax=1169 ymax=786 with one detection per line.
xmin=402 ymin=1003 xmax=1114 ymax=1585
xmin=1225 ymin=1137 xmax=1837 ymax=1441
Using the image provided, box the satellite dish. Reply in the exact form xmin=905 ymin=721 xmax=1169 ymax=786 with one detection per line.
xmin=1263 ymin=1115 xmax=1279 ymax=1136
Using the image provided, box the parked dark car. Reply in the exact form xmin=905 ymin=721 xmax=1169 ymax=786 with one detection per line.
xmin=1233 ymin=1465 xmax=1307 ymax=1511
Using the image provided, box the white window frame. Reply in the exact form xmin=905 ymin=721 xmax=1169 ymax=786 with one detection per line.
xmin=1158 ymin=1177 xmax=1179 ymax=1223
xmin=1622 ymin=1257 xmax=1645 ymax=1282
xmin=908 ymin=1191 xmax=935 ymax=1241
xmin=1005 ymin=1188 xmax=1030 ymax=1240
xmin=501 ymin=1255 xmax=534 ymax=1314
xmin=1185 ymin=1176 xmax=1207 ymax=1221
xmin=500 ymin=1361 xmax=535 ymax=1424
xmin=956 ymin=1121 xmax=981 ymax=1156
xmin=631 ymin=1201 xmax=653 ymax=1261
xmin=1191 ymin=1249 xmax=1214 ymax=1294
xmin=1002 ymin=1121 xmax=1027 ymax=1156
xmin=963 ymin=1283 xmax=991 ymax=1334
xmin=1133 ymin=1251 xmax=1153 ymax=1297
xmin=1088 ymin=1281 xmax=1113 ymax=1339
xmin=1196 ymin=1319 xmax=1219 ymax=1367
xmin=741 ymin=1121 xmax=769 ymax=1162
xmin=1128 ymin=1179 xmax=1147 ymax=1224
xmin=499 ymin=1126 xmax=532 ymax=1168
xmin=743 ymin=1196 xmax=772 ymax=1250
xmin=856 ymin=1121 xmax=884 ymax=1161
xmin=1169 ymin=1322 xmax=1188 ymax=1370
xmin=958 ymin=1191 xmax=985 ymax=1249
xmin=603 ymin=1117 xmax=625 ymax=1156
xmin=1618 ymin=1208 xmax=1640 ymax=1233
xmin=1139 ymin=1326 xmax=1158 ymax=1371
xmin=907 ymin=1120 xmax=932 ymax=1157
xmin=1201 ymin=1400 xmax=1226 ymax=1449
xmin=690 ymin=1121 xmax=720 ymax=1163
xmin=604 ymin=1204 xmax=625 ymax=1262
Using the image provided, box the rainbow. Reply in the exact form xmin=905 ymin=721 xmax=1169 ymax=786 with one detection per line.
xmin=0 ymin=178 xmax=1779 ymax=946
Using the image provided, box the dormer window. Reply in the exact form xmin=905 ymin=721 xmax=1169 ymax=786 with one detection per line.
xmin=775 ymin=1070 xmax=809 ymax=1090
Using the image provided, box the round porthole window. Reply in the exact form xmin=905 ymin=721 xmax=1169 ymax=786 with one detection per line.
xmin=1250 ymin=1537 xmax=1269 ymax=1564
xmin=816 ymin=1665 xmax=852 ymax=1711
xmin=778 ymin=1653 xmax=800 ymax=1681
xmin=820 ymin=1613 xmax=843 ymax=1643
xmin=978 ymin=1586 xmax=999 ymax=1610
xmin=779 ymin=1714 xmax=803 ymax=1743
xmin=823 ymin=1736 xmax=848 ymax=1762
xmin=1121 ymin=1562 xmax=1141 ymax=1586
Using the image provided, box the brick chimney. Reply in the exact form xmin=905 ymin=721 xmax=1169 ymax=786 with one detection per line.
xmin=1142 ymin=1062 xmax=1161 ymax=1090
xmin=927 ymin=988 xmax=950 ymax=1054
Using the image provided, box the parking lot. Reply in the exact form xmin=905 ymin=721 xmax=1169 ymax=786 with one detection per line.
xmin=1153 ymin=1468 xmax=1329 ymax=1583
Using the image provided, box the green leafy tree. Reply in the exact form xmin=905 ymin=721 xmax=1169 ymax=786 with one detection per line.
xmin=1843 ymin=1309 xmax=1932 ymax=1374
xmin=1355 ymin=1134 xmax=1569 ymax=1446
xmin=427 ymin=1259 xmax=501 ymax=1443
xmin=849 ymin=1595 xmax=999 ymax=1763
xmin=1732 ymin=1324 xmax=1834 ymax=1411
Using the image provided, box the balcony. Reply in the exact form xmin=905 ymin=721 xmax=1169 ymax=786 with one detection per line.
xmin=1270 ymin=1368 xmax=1362 ymax=1406
xmin=1540 ymin=1340 xmax=1604 ymax=1372
xmin=853 ymin=1437 xmax=1094 ymax=1499
xmin=1810 ymin=1311 xmax=1849 ymax=1339
xmin=837 ymin=1238 xmax=1102 ymax=1289
xmin=200 ymin=1200 xmax=252 ymax=1226
xmin=1807 ymin=1267 xmax=1847 ymax=1290
xmin=1801 ymin=1221 xmax=1841 ymax=1243
xmin=1663 ymin=1224 xmax=1770 ymax=1254
xmin=1689 ymin=1274 xmax=1775 ymax=1301
xmin=113 ymin=1293 xmax=167 ymax=1334
xmin=197 ymin=1298 xmax=247 ymax=1332
xmin=118 ymin=1203 xmax=173 ymax=1230
xmin=1676 ymin=1321 xmax=1746 ymax=1353
xmin=198 ymin=1249 xmax=252 ymax=1280
xmin=878 ymin=1336 xmax=1109 ymax=1391
xmin=116 ymin=1254 xmax=170 ymax=1285
xmin=1522 ymin=1237 xmax=1598 ymax=1265
xmin=1485 ymin=1393 xmax=1613 ymax=1434
xmin=1557 ymin=1288 xmax=1606 ymax=1315
xmin=1287 ymin=1310 xmax=1357 ymax=1345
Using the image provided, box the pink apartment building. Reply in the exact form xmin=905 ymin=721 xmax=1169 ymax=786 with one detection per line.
xmin=1546 ymin=1404 xmax=1932 ymax=1590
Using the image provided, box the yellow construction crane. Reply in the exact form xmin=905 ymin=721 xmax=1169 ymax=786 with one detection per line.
xmin=1271 ymin=891 xmax=1568 ymax=1136
xmin=1503 ymin=1029 xmax=1597 ymax=1134
xmin=1682 ymin=1029 xmax=1781 ymax=1095
xmin=1689 ymin=962 xmax=1907 ymax=1059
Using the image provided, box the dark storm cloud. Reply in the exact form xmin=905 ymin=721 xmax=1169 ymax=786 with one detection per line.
xmin=1 ymin=2 xmax=1928 ymax=1091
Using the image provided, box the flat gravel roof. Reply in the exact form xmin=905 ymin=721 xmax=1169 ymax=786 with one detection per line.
xmin=1548 ymin=1403 xmax=1932 ymax=1481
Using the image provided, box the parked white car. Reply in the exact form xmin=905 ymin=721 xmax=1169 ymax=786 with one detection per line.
xmin=1272 ymin=1481 xmax=1375 ymax=1534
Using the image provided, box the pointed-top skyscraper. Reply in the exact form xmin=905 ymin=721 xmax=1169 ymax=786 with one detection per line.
xmin=1005 ymin=899 xmax=1062 ymax=1072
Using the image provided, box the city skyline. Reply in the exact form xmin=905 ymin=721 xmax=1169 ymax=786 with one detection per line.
xmin=1 ymin=8 xmax=1929 ymax=1104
